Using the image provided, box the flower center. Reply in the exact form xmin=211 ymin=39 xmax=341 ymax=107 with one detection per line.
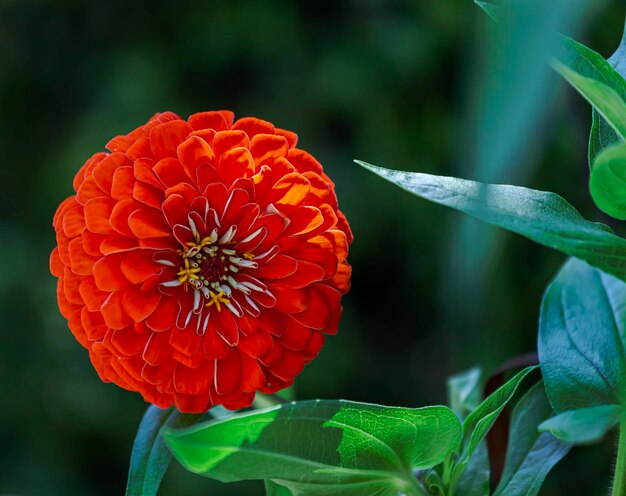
xmin=173 ymin=228 xmax=257 ymax=313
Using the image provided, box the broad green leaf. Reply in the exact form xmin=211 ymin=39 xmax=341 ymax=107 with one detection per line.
xmin=447 ymin=367 xmax=482 ymax=419
xmin=551 ymin=60 xmax=626 ymax=141
xmin=265 ymin=480 xmax=294 ymax=496
xmin=355 ymin=161 xmax=626 ymax=282
xmin=493 ymin=382 xmax=570 ymax=496
xmin=455 ymin=442 xmax=490 ymax=496
xmin=590 ymin=142 xmax=626 ymax=220
xmin=126 ymin=405 xmax=202 ymax=496
xmin=164 ymin=400 xmax=461 ymax=496
xmin=538 ymin=257 xmax=626 ymax=412
xmin=539 ymin=405 xmax=623 ymax=444
xmin=450 ymin=367 xmax=536 ymax=488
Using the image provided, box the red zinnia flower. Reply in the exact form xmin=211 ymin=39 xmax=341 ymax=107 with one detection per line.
xmin=50 ymin=111 xmax=352 ymax=413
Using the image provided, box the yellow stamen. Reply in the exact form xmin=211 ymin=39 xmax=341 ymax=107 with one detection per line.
xmin=177 ymin=258 xmax=201 ymax=284
xmin=243 ymin=252 xmax=255 ymax=260
xmin=205 ymin=290 xmax=230 ymax=312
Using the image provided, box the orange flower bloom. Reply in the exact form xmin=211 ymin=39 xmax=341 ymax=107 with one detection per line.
xmin=50 ymin=111 xmax=352 ymax=413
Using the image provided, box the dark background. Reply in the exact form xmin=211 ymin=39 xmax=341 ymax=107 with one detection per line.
xmin=0 ymin=0 xmax=624 ymax=495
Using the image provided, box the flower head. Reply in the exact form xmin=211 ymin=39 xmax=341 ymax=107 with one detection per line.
xmin=50 ymin=111 xmax=352 ymax=413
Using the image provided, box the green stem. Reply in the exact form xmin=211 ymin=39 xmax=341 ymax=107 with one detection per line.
xmin=613 ymin=422 xmax=626 ymax=496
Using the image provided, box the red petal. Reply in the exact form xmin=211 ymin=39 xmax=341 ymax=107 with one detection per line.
xmin=232 ymin=117 xmax=274 ymax=137
xmin=50 ymin=248 xmax=64 ymax=277
xmin=134 ymin=158 xmax=162 ymax=189
xmin=202 ymin=326 xmax=229 ymax=360
xmin=62 ymin=201 xmax=86 ymax=237
xmin=275 ymin=128 xmax=298 ymax=148
xmin=111 ymin=166 xmax=135 ymax=200
xmin=169 ymin=327 xmax=203 ymax=357
xmin=214 ymin=348 xmax=241 ymax=395
xmin=188 ymin=111 xmax=229 ymax=131
xmin=202 ymin=182 xmax=228 ymax=213
xmin=281 ymin=260 xmax=325 ymax=288
xmin=153 ymin=158 xmax=194 ymax=188
xmin=287 ymin=148 xmax=323 ymax=175
xmin=143 ymin=331 xmax=173 ymax=366
xmin=298 ymin=245 xmax=338 ymax=278
xmin=120 ymin=249 xmax=161 ymax=283
xmin=177 ymin=136 xmax=215 ymax=179
xmin=214 ymin=310 xmax=239 ymax=346
xmin=149 ymin=120 xmax=192 ymax=159
xmin=126 ymin=137 xmax=153 ymax=160
xmin=63 ymin=266 xmax=83 ymax=305
xmin=68 ymin=237 xmax=96 ymax=275
xmin=77 ymin=176 xmax=106 ymax=205
xmin=121 ymin=285 xmax=161 ymax=321
xmin=303 ymin=332 xmax=325 ymax=359
xmin=79 ymin=276 xmax=108 ymax=312
xmin=84 ymin=197 xmax=115 ymax=234
xmin=212 ymin=130 xmax=249 ymax=157
xmin=100 ymin=236 xmax=140 ymax=254
xmin=268 ymin=173 xmax=311 ymax=208
xmin=162 ymin=194 xmax=189 ymax=228
xmin=249 ymin=134 xmax=289 ymax=166
xmin=271 ymin=286 xmax=308 ymax=314
xmin=93 ymin=254 xmax=130 ymax=291
xmin=101 ymin=291 xmax=132 ymax=329
xmin=146 ymin=296 xmax=178 ymax=332
xmin=82 ymin=231 xmax=105 ymax=257
xmin=81 ymin=307 xmax=108 ymax=341
xmin=110 ymin=328 xmax=150 ymax=357
xmin=280 ymin=317 xmax=313 ymax=351
xmin=128 ymin=209 xmax=171 ymax=238
xmin=271 ymin=349 xmax=305 ymax=381
xmin=254 ymin=254 xmax=298 ymax=279
xmin=240 ymin=352 xmax=265 ymax=393
xmin=217 ymin=147 xmax=255 ymax=186
xmin=110 ymin=198 xmax=140 ymax=237
xmin=285 ymin=206 xmax=324 ymax=236
xmin=174 ymin=360 xmax=214 ymax=395
xmin=93 ymin=152 xmax=131 ymax=194
xmin=239 ymin=331 xmax=274 ymax=359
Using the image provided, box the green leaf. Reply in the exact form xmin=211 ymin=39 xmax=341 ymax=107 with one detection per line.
xmin=455 ymin=442 xmax=490 ymax=496
xmin=447 ymin=367 xmax=482 ymax=419
xmin=493 ymin=382 xmax=570 ymax=496
xmin=126 ymin=405 xmax=202 ymax=496
xmin=164 ymin=400 xmax=461 ymax=496
xmin=539 ymin=257 xmax=626 ymax=412
xmin=265 ymin=480 xmax=294 ymax=496
xmin=461 ymin=367 xmax=536 ymax=461
xmin=590 ymin=142 xmax=626 ymax=220
xmin=450 ymin=366 xmax=537 ymax=488
xmin=539 ymin=405 xmax=623 ymax=444
xmin=589 ymin=31 xmax=626 ymax=165
xmin=551 ymin=60 xmax=626 ymax=141
xmin=355 ymin=161 xmax=626 ymax=282
xmin=474 ymin=1 xmax=500 ymax=21
xmin=555 ymin=35 xmax=626 ymax=167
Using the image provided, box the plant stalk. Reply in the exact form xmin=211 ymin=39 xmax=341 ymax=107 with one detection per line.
xmin=612 ymin=422 xmax=626 ymax=496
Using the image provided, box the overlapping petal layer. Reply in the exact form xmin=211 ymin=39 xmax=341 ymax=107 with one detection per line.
xmin=51 ymin=111 xmax=352 ymax=413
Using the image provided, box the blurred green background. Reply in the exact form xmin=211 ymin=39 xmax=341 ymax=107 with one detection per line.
xmin=1 ymin=0 xmax=624 ymax=494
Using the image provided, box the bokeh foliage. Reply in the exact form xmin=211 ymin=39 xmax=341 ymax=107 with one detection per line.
xmin=0 ymin=0 xmax=624 ymax=494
